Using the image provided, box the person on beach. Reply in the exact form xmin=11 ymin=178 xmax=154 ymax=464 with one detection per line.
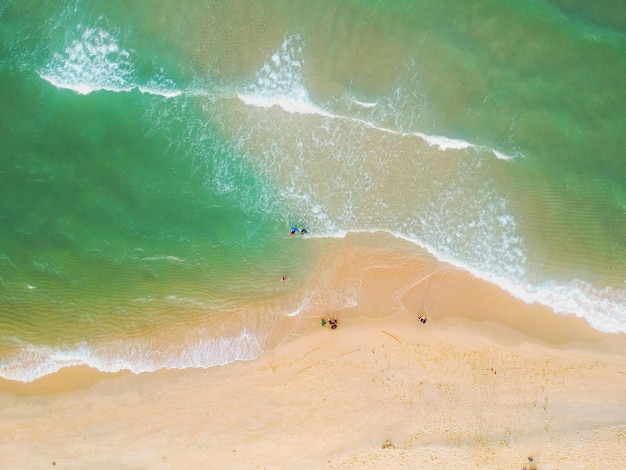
xmin=321 ymin=314 xmax=338 ymax=329
xmin=522 ymin=457 xmax=537 ymax=470
xmin=418 ymin=315 xmax=427 ymax=324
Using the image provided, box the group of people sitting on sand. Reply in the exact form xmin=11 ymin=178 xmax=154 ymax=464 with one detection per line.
xmin=321 ymin=314 xmax=338 ymax=330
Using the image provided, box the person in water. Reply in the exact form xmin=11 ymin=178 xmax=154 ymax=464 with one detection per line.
xmin=289 ymin=228 xmax=299 ymax=235
xmin=300 ymin=228 xmax=307 ymax=234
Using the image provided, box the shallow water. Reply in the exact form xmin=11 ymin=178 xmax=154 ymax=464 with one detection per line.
xmin=1 ymin=0 xmax=625 ymax=381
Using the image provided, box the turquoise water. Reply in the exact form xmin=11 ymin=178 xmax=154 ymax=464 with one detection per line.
xmin=1 ymin=0 xmax=625 ymax=381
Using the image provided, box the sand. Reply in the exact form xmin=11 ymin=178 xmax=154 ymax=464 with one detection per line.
xmin=1 ymin=245 xmax=626 ymax=469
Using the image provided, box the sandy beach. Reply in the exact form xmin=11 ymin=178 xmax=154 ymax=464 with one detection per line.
xmin=1 ymin=247 xmax=625 ymax=469
xmin=3 ymin=2 xmax=626 ymax=469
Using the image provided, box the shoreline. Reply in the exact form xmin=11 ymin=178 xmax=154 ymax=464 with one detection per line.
xmin=0 ymin=235 xmax=617 ymax=386
xmin=0 ymin=234 xmax=623 ymax=389
xmin=1 ymin=243 xmax=625 ymax=468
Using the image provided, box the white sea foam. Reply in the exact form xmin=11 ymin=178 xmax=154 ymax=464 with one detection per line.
xmin=39 ymin=26 xmax=136 ymax=95
xmin=413 ymin=132 xmax=474 ymax=151
xmin=239 ymin=34 xmax=333 ymax=117
xmin=525 ymin=281 xmax=626 ymax=334
xmin=287 ymin=307 xmax=302 ymax=317
xmin=0 ymin=328 xmax=264 ymax=383
xmin=139 ymin=69 xmax=183 ymax=97
xmin=458 ymin=271 xmax=626 ymax=334
xmin=138 ymin=85 xmax=183 ymax=98
xmin=493 ymin=149 xmax=518 ymax=160
xmin=237 ymin=92 xmax=330 ymax=116
xmin=350 ymin=98 xmax=378 ymax=108
xmin=173 ymin=330 xmax=264 ymax=367
xmin=0 ymin=344 xmax=93 ymax=383
xmin=39 ymin=26 xmax=182 ymax=98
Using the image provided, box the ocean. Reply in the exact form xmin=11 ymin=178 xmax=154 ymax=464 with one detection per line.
xmin=1 ymin=0 xmax=625 ymax=382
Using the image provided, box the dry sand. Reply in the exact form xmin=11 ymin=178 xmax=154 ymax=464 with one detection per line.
xmin=1 ymin=244 xmax=625 ymax=469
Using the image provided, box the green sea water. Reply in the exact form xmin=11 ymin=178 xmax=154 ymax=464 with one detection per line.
xmin=1 ymin=0 xmax=625 ymax=381
xmin=1 ymin=74 xmax=294 ymax=334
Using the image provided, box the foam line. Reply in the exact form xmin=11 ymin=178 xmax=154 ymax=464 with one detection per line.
xmin=351 ymin=98 xmax=378 ymax=108
xmin=236 ymin=93 xmax=332 ymax=116
xmin=0 ymin=328 xmax=265 ymax=383
xmin=38 ymin=26 xmax=182 ymax=98
xmin=414 ymin=132 xmax=474 ymax=151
